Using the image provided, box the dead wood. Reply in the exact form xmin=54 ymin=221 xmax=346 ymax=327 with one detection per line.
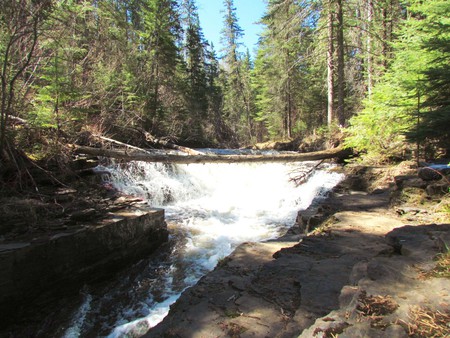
xmin=93 ymin=134 xmax=154 ymax=154
xmin=70 ymin=145 xmax=348 ymax=164
xmin=140 ymin=130 xmax=204 ymax=155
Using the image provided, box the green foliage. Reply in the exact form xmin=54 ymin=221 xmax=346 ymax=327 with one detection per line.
xmin=405 ymin=0 xmax=450 ymax=153
xmin=252 ymin=0 xmax=321 ymax=140
xmin=344 ymin=77 xmax=415 ymax=162
xmin=1 ymin=0 xmax=449 ymax=157
xmin=345 ymin=0 xmax=449 ymax=162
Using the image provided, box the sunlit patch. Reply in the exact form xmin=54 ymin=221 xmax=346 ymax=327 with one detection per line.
xmin=64 ymin=157 xmax=343 ymax=337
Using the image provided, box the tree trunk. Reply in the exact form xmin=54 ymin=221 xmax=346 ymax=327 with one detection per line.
xmin=336 ymin=0 xmax=345 ymax=127
xmin=71 ymin=145 xmax=349 ymax=164
xmin=367 ymin=0 xmax=374 ymax=98
xmin=327 ymin=0 xmax=335 ymax=126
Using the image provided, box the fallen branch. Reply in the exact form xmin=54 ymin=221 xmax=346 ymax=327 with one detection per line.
xmin=70 ymin=145 xmax=349 ymax=164
xmin=290 ymin=160 xmax=324 ymax=186
xmin=96 ymin=128 xmax=204 ymax=155
xmin=8 ymin=115 xmax=29 ymax=127
xmin=93 ymin=134 xmax=154 ymax=154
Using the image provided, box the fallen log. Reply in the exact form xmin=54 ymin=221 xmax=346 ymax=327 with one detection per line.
xmin=71 ymin=145 xmax=349 ymax=164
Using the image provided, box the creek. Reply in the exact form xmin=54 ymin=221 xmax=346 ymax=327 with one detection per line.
xmin=63 ymin=151 xmax=344 ymax=337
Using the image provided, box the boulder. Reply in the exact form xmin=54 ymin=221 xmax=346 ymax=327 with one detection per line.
xmin=418 ymin=165 xmax=450 ymax=181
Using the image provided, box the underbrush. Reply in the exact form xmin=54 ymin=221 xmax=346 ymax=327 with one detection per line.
xmin=405 ymin=306 xmax=450 ymax=338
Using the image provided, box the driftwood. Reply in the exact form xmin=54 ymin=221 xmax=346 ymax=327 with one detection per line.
xmin=93 ymin=133 xmax=204 ymax=156
xmin=144 ymin=134 xmax=204 ymax=155
xmin=93 ymin=135 xmax=154 ymax=154
xmin=71 ymin=145 xmax=349 ymax=164
xmin=290 ymin=160 xmax=325 ymax=186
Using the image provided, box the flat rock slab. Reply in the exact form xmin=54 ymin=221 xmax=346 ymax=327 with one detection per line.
xmin=145 ymin=183 xmax=450 ymax=338
xmin=0 ymin=207 xmax=168 ymax=322
xmin=145 ymin=205 xmax=406 ymax=337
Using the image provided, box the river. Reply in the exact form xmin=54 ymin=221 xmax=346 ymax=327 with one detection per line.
xmin=62 ymin=153 xmax=344 ymax=337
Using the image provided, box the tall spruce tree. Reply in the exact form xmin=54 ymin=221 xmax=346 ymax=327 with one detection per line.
xmin=405 ymin=0 xmax=450 ymax=155
xmin=137 ymin=0 xmax=183 ymax=135
xmin=180 ymin=0 xmax=209 ymax=143
xmin=253 ymin=0 xmax=321 ymax=139
xmin=220 ymin=0 xmax=249 ymax=144
xmin=345 ymin=0 xmax=449 ymax=161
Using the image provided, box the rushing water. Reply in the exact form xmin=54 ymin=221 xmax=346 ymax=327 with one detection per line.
xmin=62 ymin=155 xmax=344 ymax=337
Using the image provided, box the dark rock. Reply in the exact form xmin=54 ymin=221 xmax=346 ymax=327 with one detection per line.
xmin=418 ymin=166 xmax=450 ymax=181
xmin=0 ymin=208 xmax=167 ymax=323
xmin=426 ymin=181 xmax=449 ymax=196
xmin=70 ymin=208 xmax=97 ymax=221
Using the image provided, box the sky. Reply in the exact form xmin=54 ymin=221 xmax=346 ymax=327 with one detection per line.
xmin=196 ymin=0 xmax=267 ymax=56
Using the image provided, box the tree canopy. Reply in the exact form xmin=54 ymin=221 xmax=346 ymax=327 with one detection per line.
xmin=0 ymin=0 xmax=448 ymax=176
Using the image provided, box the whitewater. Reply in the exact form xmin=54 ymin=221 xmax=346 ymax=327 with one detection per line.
xmin=63 ymin=157 xmax=344 ymax=337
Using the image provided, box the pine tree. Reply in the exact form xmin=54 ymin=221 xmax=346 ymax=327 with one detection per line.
xmin=220 ymin=0 xmax=249 ymax=144
xmin=253 ymin=0 xmax=321 ymax=139
xmin=0 ymin=0 xmax=52 ymax=158
xmin=345 ymin=0 xmax=449 ymax=161
xmin=180 ymin=0 xmax=209 ymax=143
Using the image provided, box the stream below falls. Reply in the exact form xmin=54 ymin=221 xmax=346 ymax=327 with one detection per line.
xmin=60 ymin=152 xmax=344 ymax=337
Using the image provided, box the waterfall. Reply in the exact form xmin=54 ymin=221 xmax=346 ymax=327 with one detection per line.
xmin=63 ymin=158 xmax=344 ymax=338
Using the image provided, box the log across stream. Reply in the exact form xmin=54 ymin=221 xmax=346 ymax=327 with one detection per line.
xmin=72 ymin=145 xmax=349 ymax=164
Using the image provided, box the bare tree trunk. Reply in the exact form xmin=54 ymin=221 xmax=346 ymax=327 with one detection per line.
xmin=336 ymin=0 xmax=345 ymax=127
xmin=367 ymin=0 xmax=374 ymax=98
xmin=327 ymin=0 xmax=335 ymax=126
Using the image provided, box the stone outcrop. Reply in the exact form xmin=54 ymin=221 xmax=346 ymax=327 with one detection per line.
xmin=144 ymin=191 xmax=405 ymax=337
xmin=0 ymin=207 xmax=168 ymax=322
xmin=143 ymin=164 xmax=450 ymax=338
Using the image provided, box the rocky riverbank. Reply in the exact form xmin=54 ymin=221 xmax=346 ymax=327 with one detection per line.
xmin=0 ymin=164 xmax=169 ymax=335
xmin=144 ymin=162 xmax=450 ymax=337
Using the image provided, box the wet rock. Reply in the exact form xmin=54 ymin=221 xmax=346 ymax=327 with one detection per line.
xmin=0 ymin=208 xmax=167 ymax=324
xmin=296 ymin=208 xmax=326 ymax=233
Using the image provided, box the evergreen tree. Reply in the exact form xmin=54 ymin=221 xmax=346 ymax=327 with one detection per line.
xmin=0 ymin=0 xmax=52 ymax=158
xmin=253 ymin=0 xmax=320 ymax=139
xmin=405 ymin=0 xmax=450 ymax=155
xmin=180 ymin=0 xmax=209 ymax=143
xmin=220 ymin=0 xmax=249 ymax=144
xmin=345 ymin=0 xmax=449 ymax=161
xmin=204 ymin=43 xmax=228 ymax=145
xmin=137 ymin=0 xmax=184 ymax=135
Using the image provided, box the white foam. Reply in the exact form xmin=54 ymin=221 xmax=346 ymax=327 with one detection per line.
xmin=62 ymin=292 xmax=92 ymax=338
xmin=75 ymin=159 xmax=345 ymax=337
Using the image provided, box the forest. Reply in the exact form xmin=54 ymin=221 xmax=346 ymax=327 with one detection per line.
xmin=0 ymin=0 xmax=449 ymax=183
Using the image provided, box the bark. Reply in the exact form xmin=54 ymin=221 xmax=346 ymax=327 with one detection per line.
xmin=327 ymin=0 xmax=335 ymax=126
xmin=94 ymin=132 xmax=204 ymax=156
xmin=142 ymin=132 xmax=204 ymax=155
xmin=367 ymin=0 xmax=374 ymax=98
xmin=336 ymin=0 xmax=345 ymax=127
xmin=71 ymin=145 xmax=349 ymax=164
